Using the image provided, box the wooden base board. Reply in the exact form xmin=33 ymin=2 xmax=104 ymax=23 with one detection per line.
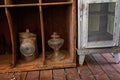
xmin=0 ymin=63 xmax=76 ymax=73
xmin=0 ymin=53 xmax=76 ymax=73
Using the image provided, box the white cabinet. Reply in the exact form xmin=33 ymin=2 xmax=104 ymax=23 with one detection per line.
xmin=77 ymin=0 xmax=120 ymax=65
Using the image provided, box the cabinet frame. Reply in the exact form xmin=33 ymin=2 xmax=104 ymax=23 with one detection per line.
xmin=78 ymin=0 xmax=120 ymax=48
xmin=77 ymin=0 xmax=120 ymax=66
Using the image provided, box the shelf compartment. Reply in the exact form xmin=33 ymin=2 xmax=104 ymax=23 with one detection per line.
xmin=42 ymin=0 xmax=72 ymax=3
xmin=45 ymin=51 xmax=70 ymax=64
xmin=0 ymin=8 xmax=12 ymax=69
xmin=5 ymin=0 xmax=39 ymax=5
xmin=0 ymin=55 xmax=43 ymax=72
xmin=15 ymin=55 xmax=43 ymax=69
xmin=42 ymin=5 xmax=72 ymax=63
xmin=7 ymin=6 xmax=43 ymax=65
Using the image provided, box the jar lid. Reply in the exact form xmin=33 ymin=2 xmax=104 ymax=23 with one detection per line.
xmin=19 ymin=29 xmax=36 ymax=38
xmin=51 ymin=32 xmax=60 ymax=38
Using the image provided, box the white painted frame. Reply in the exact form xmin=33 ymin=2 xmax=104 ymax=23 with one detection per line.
xmin=78 ymin=0 xmax=120 ymax=48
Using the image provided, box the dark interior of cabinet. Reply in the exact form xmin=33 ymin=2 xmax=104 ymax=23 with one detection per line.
xmin=43 ymin=5 xmax=71 ymax=54
xmin=42 ymin=0 xmax=71 ymax=3
xmin=0 ymin=8 xmax=12 ymax=67
xmin=8 ymin=6 xmax=42 ymax=60
xmin=0 ymin=0 xmax=4 ymax=5
xmin=11 ymin=0 xmax=39 ymax=4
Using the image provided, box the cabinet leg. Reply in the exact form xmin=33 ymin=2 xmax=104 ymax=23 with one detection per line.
xmin=78 ymin=53 xmax=85 ymax=66
xmin=113 ymin=53 xmax=120 ymax=63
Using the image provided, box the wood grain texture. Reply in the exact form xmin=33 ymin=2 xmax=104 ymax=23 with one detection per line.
xmin=26 ymin=71 xmax=39 ymax=80
xmin=20 ymin=72 xmax=27 ymax=80
xmin=39 ymin=5 xmax=45 ymax=65
xmin=53 ymin=69 xmax=66 ymax=80
xmin=71 ymin=0 xmax=76 ymax=63
xmin=77 ymin=62 xmax=96 ymax=80
xmin=13 ymin=72 xmax=21 ymax=80
xmin=0 ymin=72 xmax=14 ymax=80
xmin=102 ymin=53 xmax=120 ymax=73
xmin=65 ymin=68 xmax=81 ymax=80
xmin=93 ymin=54 xmax=120 ymax=80
xmin=40 ymin=70 xmax=52 ymax=80
xmin=85 ymin=55 xmax=110 ymax=80
xmin=5 ymin=7 xmax=17 ymax=67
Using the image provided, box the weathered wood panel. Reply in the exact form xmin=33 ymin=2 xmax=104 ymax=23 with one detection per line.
xmin=102 ymin=53 xmax=120 ymax=73
xmin=0 ymin=72 xmax=14 ymax=80
xmin=53 ymin=69 xmax=66 ymax=80
xmin=19 ymin=72 xmax=27 ymax=80
xmin=65 ymin=68 xmax=81 ymax=80
xmin=77 ymin=62 xmax=96 ymax=80
xmin=40 ymin=70 xmax=52 ymax=80
xmin=93 ymin=54 xmax=120 ymax=80
xmin=85 ymin=55 xmax=110 ymax=80
xmin=26 ymin=71 xmax=39 ymax=80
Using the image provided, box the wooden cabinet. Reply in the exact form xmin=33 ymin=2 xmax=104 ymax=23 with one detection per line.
xmin=0 ymin=0 xmax=76 ymax=73
xmin=77 ymin=0 xmax=120 ymax=65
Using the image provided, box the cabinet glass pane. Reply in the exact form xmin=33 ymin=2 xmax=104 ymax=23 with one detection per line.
xmin=88 ymin=3 xmax=115 ymax=42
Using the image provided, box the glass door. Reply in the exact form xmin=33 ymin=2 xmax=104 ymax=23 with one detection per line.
xmin=82 ymin=0 xmax=120 ymax=48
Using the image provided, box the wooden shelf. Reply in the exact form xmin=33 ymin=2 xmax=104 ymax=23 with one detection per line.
xmin=16 ymin=55 xmax=43 ymax=68
xmin=45 ymin=51 xmax=71 ymax=64
xmin=0 ymin=2 xmax=72 ymax=8
xmin=41 ymin=2 xmax=72 ymax=6
xmin=42 ymin=0 xmax=72 ymax=3
xmin=5 ymin=0 xmax=39 ymax=5
xmin=0 ymin=0 xmax=76 ymax=73
xmin=0 ymin=4 xmax=40 ymax=7
xmin=0 ymin=53 xmax=76 ymax=73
